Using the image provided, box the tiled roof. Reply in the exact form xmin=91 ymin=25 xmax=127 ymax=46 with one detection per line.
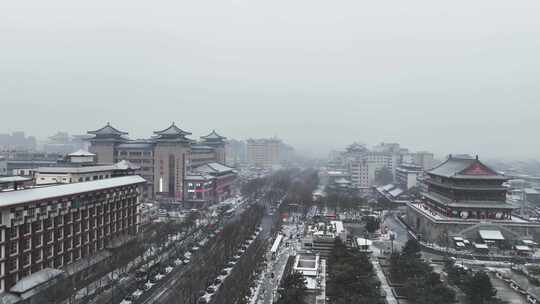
xmin=429 ymin=155 xmax=505 ymax=179
xmin=153 ymin=122 xmax=192 ymax=137
xmin=201 ymin=130 xmax=226 ymax=141
xmin=87 ymin=123 xmax=128 ymax=136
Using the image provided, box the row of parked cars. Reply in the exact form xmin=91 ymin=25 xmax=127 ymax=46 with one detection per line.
xmin=118 ymin=228 xmax=215 ymax=304
xmin=491 ymin=269 xmax=539 ymax=304
xmin=197 ymin=225 xmax=263 ymax=304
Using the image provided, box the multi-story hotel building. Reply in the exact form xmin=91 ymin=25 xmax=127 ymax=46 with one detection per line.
xmin=87 ymin=123 xmax=227 ymax=199
xmin=0 ymin=175 xmax=145 ymax=293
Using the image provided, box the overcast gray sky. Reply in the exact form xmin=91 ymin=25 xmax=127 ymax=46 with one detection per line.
xmin=2 ymin=0 xmax=540 ymax=159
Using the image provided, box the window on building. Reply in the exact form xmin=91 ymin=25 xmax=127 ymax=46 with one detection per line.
xmin=10 ymin=243 xmax=17 ymax=255
xmin=9 ymin=259 xmax=17 ymax=272
xmin=46 ymin=231 xmax=53 ymax=243
xmin=10 ymin=227 xmax=18 ymax=239
xmin=23 ymin=238 xmax=30 ymax=251
xmin=34 ymin=235 xmax=42 ymax=247
xmin=54 ymin=216 xmax=63 ymax=226
xmin=45 ymin=245 xmax=53 ymax=258
xmin=33 ymin=221 xmax=42 ymax=232
xmin=55 ymin=243 xmax=62 ymax=254
xmin=73 ymin=236 xmax=80 ymax=247
xmin=33 ymin=250 xmax=41 ymax=263
xmin=21 ymin=223 xmax=30 ymax=235
xmin=23 ymin=253 xmax=30 ymax=266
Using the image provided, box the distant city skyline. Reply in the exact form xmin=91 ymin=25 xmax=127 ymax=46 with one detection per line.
xmin=0 ymin=125 xmax=536 ymax=161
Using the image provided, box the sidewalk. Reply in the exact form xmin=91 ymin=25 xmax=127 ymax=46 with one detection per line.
xmin=371 ymin=258 xmax=398 ymax=304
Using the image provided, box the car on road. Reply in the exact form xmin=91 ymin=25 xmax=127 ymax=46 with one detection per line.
xmin=120 ymin=299 xmax=132 ymax=304
xmin=206 ymin=286 xmax=216 ymax=294
xmin=214 ymin=278 xmax=222 ymax=285
xmin=183 ymin=259 xmax=191 ymax=265
xmin=220 ymin=268 xmax=231 ymax=276
xmin=197 ymin=297 xmax=209 ymax=304
xmin=227 ymin=261 xmax=236 ymax=267
xmin=132 ymin=289 xmax=144 ymax=299
xmin=144 ymin=281 xmax=155 ymax=290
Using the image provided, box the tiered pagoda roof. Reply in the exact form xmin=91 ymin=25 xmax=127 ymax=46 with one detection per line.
xmin=200 ymin=130 xmax=226 ymax=142
xmin=428 ymin=155 xmax=506 ymax=180
xmin=153 ymin=122 xmax=192 ymax=142
xmin=87 ymin=123 xmax=128 ymax=139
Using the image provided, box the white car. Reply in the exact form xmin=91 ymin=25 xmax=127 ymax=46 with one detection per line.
xmin=165 ymin=266 xmax=174 ymax=274
xmin=132 ymin=289 xmax=144 ymax=299
xmin=174 ymin=259 xmax=183 ymax=266
xmin=144 ymin=281 xmax=155 ymax=290
xmin=183 ymin=259 xmax=191 ymax=265
xmin=120 ymin=300 xmax=132 ymax=304
xmin=154 ymin=273 xmax=166 ymax=281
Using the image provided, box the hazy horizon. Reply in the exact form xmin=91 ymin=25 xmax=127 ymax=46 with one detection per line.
xmin=2 ymin=0 xmax=540 ymax=159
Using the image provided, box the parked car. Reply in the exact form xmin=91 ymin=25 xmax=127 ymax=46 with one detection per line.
xmin=165 ymin=266 xmax=174 ymax=274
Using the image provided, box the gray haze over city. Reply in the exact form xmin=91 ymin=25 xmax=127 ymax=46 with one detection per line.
xmin=2 ymin=0 xmax=540 ymax=159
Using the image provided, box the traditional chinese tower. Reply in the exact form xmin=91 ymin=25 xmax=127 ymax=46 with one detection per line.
xmin=87 ymin=123 xmax=128 ymax=164
xmin=152 ymin=122 xmax=192 ymax=199
xmin=422 ymin=154 xmax=514 ymax=220
xmin=200 ymin=130 xmax=227 ymax=164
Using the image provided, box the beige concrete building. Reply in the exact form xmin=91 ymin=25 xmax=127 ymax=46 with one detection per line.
xmin=246 ymin=138 xmax=282 ymax=168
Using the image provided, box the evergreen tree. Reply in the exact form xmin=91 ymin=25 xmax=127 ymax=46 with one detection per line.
xmin=465 ymin=271 xmax=497 ymax=304
xmin=277 ymin=272 xmax=308 ymax=304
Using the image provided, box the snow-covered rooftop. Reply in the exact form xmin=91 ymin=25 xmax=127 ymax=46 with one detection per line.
xmin=10 ymin=268 xmax=63 ymax=294
xmin=0 ymin=176 xmax=146 ymax=207
xmin=479 ymin=230 xmax=505 ymax=241
xmin=0 ymin=176 xmax=32 ymax=184
xmin=68 ymin=149 xmax=95 ymax=157
xmin=195 ymin=162 xmax=234 ymax=174
xmin=388 ymin=187 xmax=404 ymax=197
xmin=381 ymin=184 xmax=395 ymax=191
